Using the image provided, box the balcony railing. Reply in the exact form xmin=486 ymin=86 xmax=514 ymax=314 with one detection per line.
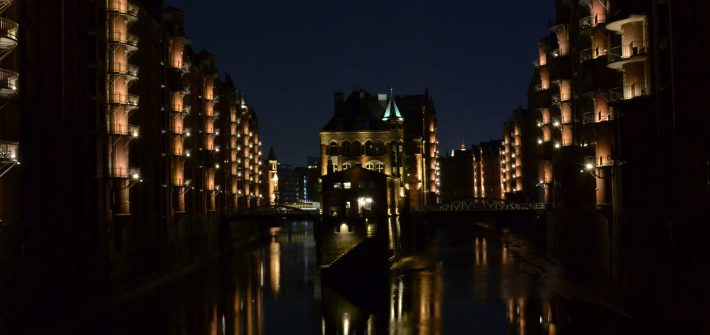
xmin=583 ymin=112 xmax=595 ymax=124
xmin=107 ymin=123 xmax=139 ymax=136
xmin=0 ymin=68 xmax=17 ymax=95
xmin=107 ymin=1 xmax=139 ymax=20
xmin=109 ymin=62 xmax=139 ymax=79
xmin=608 ymin=84 xmax=648 ymax=102
xmin=107 ymin=32 xmax=139 ymax=48
xmin=0 ymin=140 xmax=18 ymax=162
xmin=181 ymin=60 xmax=191 ymax=73
xmin=0 ymin=17 xmax=18 ymax=45
xmin=607 ymin=40 xmax=647 ymax=64
xmin=579 ymin=14 xmax=606 ymax=29
xmin=108 ymin=93 xmax=140 ymax=107
xmin=110 ymin=167 xmax=140 ymax=179
xmin=579 ymin=47 xmax=607 ymax=62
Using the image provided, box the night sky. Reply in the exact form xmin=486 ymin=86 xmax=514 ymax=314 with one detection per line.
xmin=165 ymin=0 xmax=554 ymax=165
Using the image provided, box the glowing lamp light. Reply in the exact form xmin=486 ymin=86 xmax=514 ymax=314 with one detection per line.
xmin=553 ymin=120 xmax=560 ymax=127
xmin=554 ymin=142 xmax=561 ymax=149
xmin=132 ymin=173 xmax=140 ymax=180
xmin=585 ymin=163 xmax=594 ymax=171
xmin=537 ymin=138 xmax=543 ymax=145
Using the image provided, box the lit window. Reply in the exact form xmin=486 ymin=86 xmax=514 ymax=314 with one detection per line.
xmin=344 ymin=182 xmax=351 ymax=189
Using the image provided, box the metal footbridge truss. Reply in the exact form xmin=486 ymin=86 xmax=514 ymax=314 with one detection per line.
xmin=433 ymin=198 xmax=545 ymax=212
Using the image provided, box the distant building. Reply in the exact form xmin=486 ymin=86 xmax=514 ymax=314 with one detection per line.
xmin=472 ymin=140 xmax=503 ymax=199
xmin=319 ymin=89 xmax=439 ymax=211
xmin=439 ymin=145 xmax=474 ymax=203
xmin=500 ymin=107 xmax=539 ymax=202
xmin=267 ymin=147 xmax=279 ymax=206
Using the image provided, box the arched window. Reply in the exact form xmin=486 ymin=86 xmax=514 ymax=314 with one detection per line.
xmin=364 ymin=160 xmax=385 ymax=173
xmin=365 ymin=141 xmax=386 ymax=156
xmin=327 ymin=142 xmax=338 ymax=155
xmin=352 ymin=141 xmax=362 ymax=156
xmin=341 ymin=141 xmax=351 ymax=156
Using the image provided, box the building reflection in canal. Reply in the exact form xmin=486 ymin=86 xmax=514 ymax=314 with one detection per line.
xmin=71 ymin=219 xmax=644 ymax=334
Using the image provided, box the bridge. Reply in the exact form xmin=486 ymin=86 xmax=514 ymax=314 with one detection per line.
xmin=429 ymin=198 xmax=546 ymax=212
xmin=225 ymin=205 xmax=320 ymax=221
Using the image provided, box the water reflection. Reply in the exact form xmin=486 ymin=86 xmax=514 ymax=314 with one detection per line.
xmin=67 ymin=219 xmax=645 ymax=335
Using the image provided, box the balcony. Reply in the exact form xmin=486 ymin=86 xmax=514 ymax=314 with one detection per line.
xmin=0 ymin=68 xmax=17 ymax=96
xmin=606 ymin=14 xmax=645 ymax=33
xmin=108 ymin=93 xmax=140 ymax=109
xmin=608 ymin=84 xmax=648 ymax=102
xmin=108 ymin=123 xmax=140 ymax=137
xmin=107 ymin=31 xmax=140 ymax=50
xmin=173 ymin=147 xmax=185 ymax=156
xmin=579 ymin=47 xmax=607 ymax=63
xmin=0 ymin=17 xmax=18 ymax=50
xmin=181 ymin=60 xmax=191 ymax=73
xmin=109 ymin=62 xmax=139 ymax=80
xmin=579 ymin=14 xmax=606 ymax=30
xmin=107 ymin=1 xmax=139 ymax=22
xmin=0 ymin=140 xmax=18 ymax=162
xmin=110 ymin=166 xmax=140 ymax=179
xmin=0 ymin=140 xmax=19 ymax=178
xmin=608 ymin=40 xmax=647 ymax=70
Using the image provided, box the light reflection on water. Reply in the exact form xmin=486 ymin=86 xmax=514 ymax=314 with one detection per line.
xmin=69 ymin=219 xmax=645 ymax=335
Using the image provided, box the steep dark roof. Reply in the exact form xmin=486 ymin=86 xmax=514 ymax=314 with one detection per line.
xmin=267 ymin=147 xmax=277 ymax=161
xmin=322 ymin=90 xmax=388 ymax=131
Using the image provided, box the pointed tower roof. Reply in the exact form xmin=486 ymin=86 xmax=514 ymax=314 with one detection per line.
xmin=382 ymin=88 xmax=403 ymax=121
xmin=267 ymin=147 xmax=277 ymax=161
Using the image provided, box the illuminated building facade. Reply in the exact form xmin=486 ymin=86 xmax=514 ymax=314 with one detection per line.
xmin=320 ymin=89 xmax=438 ymax=211
xmin=472 ymin=140 xmax=503 ymax=199
xmin=0 ymin=2 xmax=266 ymax=321
xmin=519 ymin=0 xmax=710 ymax=327
xmin=267 ymin=147 xmax=278 ymax=206
xmin=0 ymin=0 xmax=18 ymax=224
xmin=500 ymin=108 xmax=539 ymax=202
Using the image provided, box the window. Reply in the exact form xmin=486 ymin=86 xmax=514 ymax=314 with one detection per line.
xmin=343 ymin=162 xmax=351 ymax=170
xmin=344 ymin=182 xmax=351 ymax=189
xmin=333 ymin=182 xmax=342 ymax=189
xmin=327 ymin=142 xmax=338 ymax=155
xmin=365 ymin=161 xmax=385 ymax=173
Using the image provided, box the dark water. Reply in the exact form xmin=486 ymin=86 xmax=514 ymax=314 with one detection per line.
xmin=72 ymin=219 xmax=649 ymax=335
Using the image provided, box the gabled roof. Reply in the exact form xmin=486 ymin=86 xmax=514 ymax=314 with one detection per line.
xmin=322 ymin=90 xmax=388 ymax=131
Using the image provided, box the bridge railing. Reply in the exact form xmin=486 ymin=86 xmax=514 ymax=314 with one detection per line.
xmin=430 ymin=198 xmax=545 ymax=212
xmin=229 ymin=205 xmax=319 ymax=218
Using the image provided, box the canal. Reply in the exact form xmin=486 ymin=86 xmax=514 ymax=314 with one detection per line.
xmin=70 ymin=218 xmax=651 ymax=334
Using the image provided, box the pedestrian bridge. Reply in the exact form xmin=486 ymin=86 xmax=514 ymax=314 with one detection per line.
xmin=419 ymin=198 xmax=545 ymax=213
xmin=226 ymin=205 xmax=320 ymax=221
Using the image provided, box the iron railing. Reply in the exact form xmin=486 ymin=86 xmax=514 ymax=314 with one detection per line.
xmin=0 ymin=17 xmax=18 ymax=42
xmin=579 ymin=14 xmax=606 ymax=29
xmin=608 ymin=40 xmax=647 ymax=63
xmin=107 ymin=1 xmax=139 ymax=19
xmin=0 ymin=140 xmax=18 ymax=162
xmin=0 ymin=67 xmax=17 ymax=92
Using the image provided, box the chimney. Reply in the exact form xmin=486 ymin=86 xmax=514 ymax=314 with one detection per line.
xmin=377 ymin=92 xmax=388 ymax=109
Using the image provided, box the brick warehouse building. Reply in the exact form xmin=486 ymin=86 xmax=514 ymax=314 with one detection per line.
xmin=0 ymin=1 xmax=266 ymax=327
